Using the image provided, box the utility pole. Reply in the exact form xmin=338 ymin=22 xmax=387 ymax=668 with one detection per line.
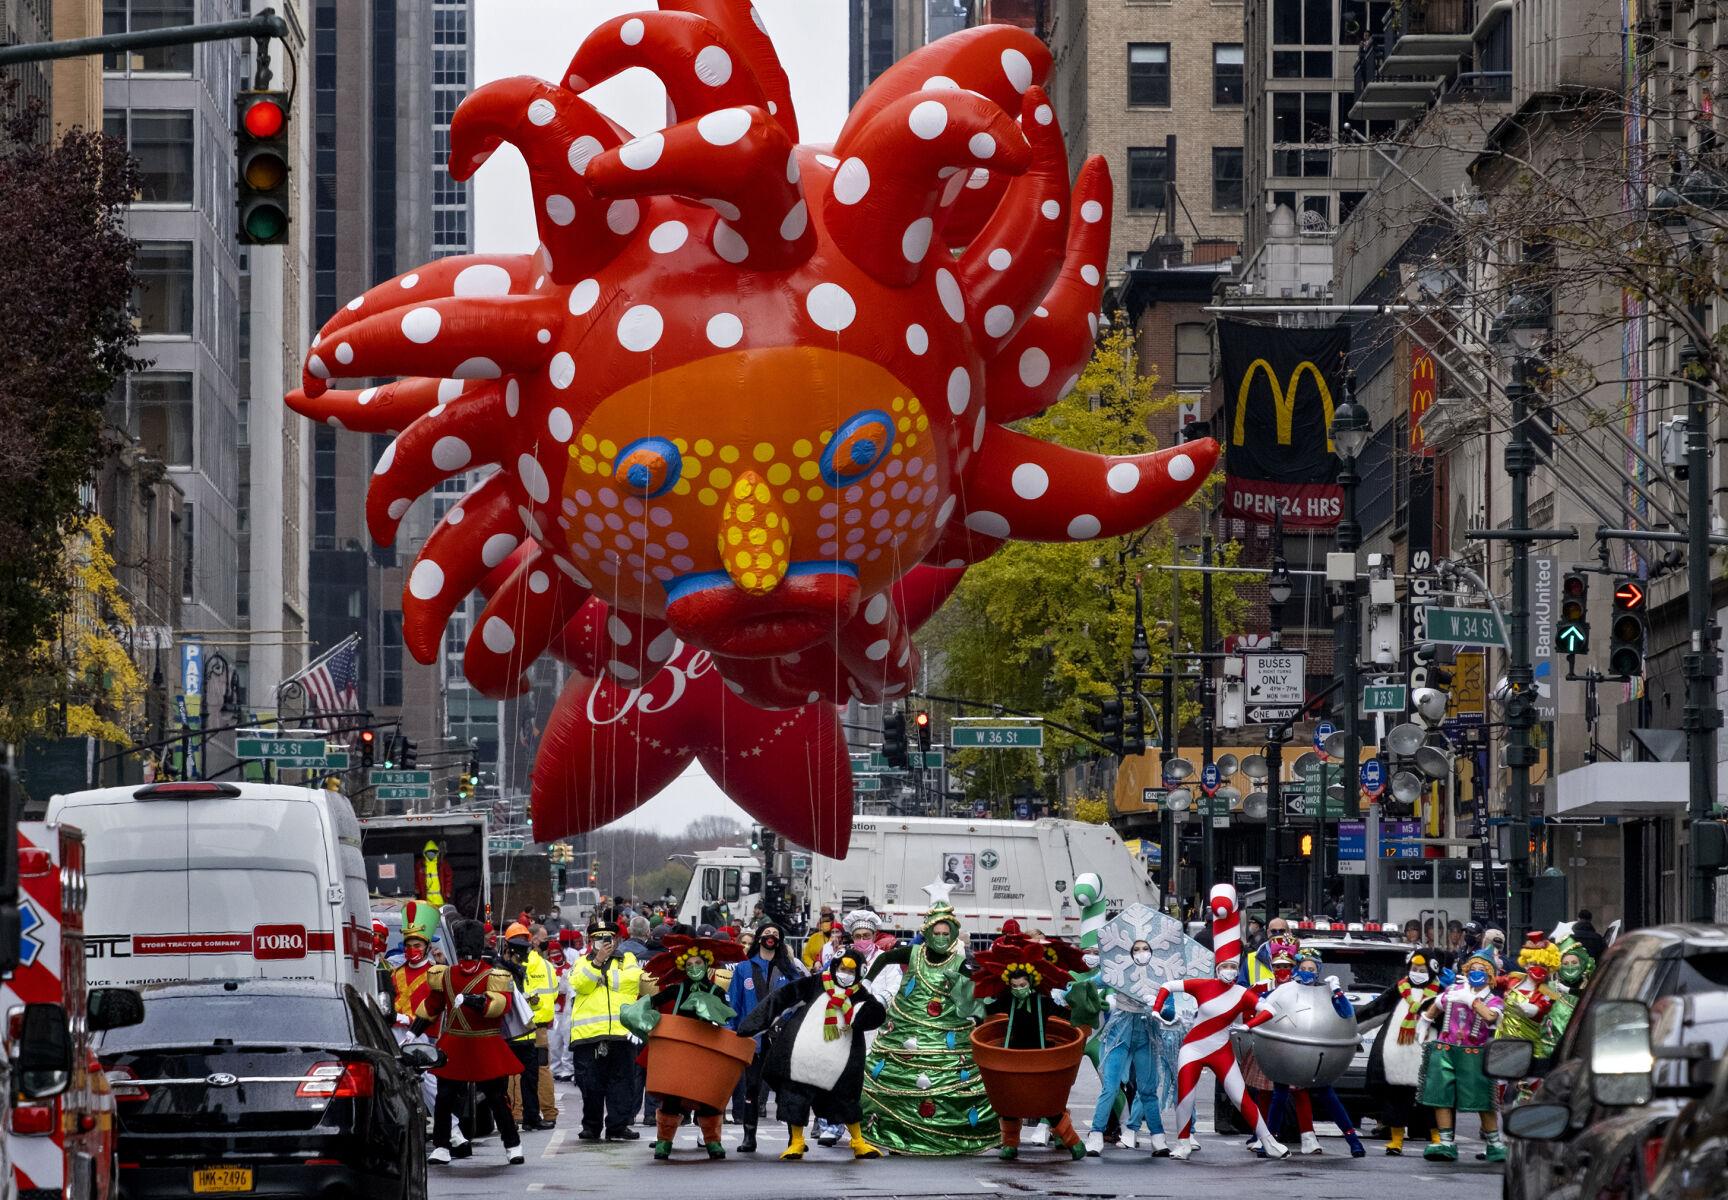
xmin=1200 ymin=533 xmax=1217 ymax=904
xmin=1161 ymin=592 xmax=1179 ymax=909
xmin=1337 ymin=399 xmax=1364 ymax=920
xmin=1683 ymin=317 xmax=1722 ymax=920
xmin=1263 ymin=529 xmax=1293 ymax=921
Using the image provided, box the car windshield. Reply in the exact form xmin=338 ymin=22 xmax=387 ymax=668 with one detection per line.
xmin=1304 ymin=946 xmax=1407 ymax=993
xmin=1668 ymin=951 xmax=1728 ymax=996
xmin=98 ymin=993 xmax=353 ymax=1053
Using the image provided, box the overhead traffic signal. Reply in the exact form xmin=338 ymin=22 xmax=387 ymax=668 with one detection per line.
xmin=883 ymin=710 xmax=909 ymax=769
xmin=400 ymin=738 xmax=417 ymax=770
xmin=1093 ymin=694 xmax=1124 ymax=757
xmin=236 ymin=91 xmax=291 ymax=245
xmin=914 ymin=709 xmax=932 ymax=753
xmin=1609 ymin=578 xmax=1647 ymax=677
xmin=1559 ymin=571 xmax=1590 ymax=654
xmin=358 ymin=728 xmax=376 ymax=769
xmin=1121 ymin=685 xmax=1146 ymax=757
xmin=381 ymin=734 xmax=401 ymax=770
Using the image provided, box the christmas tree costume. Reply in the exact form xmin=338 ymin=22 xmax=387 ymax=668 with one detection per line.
xmin=1540 ymin=939 xmax=1594 ymax=1057
xmin=861 ymin=889 xmax=996 ymax=1155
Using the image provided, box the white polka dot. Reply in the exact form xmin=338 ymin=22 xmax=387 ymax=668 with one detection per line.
xmin=902 ymin=217 xmax=934 ymax=263
xmin=1081 ymin=199 xmax=1105 ymax=224
xmin=481 ymin=533 xmax=519 ymax=568
xmin=965 ymin=510 xmax=1011 ymax=538
xmin=906 ymin=324 xmax=929 ymax=355
xmin=909 ymin=100 xmax=948 ymax=139
xmin=647 ymin=628 xmax=677 ymax=661
xmin=703 ymin=197 xmax=742 ymax=222
xmin=1107 ymin=463 xmax=1140 ymax=493
xmin=967 ymin=167 xmax=991 ymax=190
xmin=713 ymin=222 xmax=749 ymax=263
xmin=332 ymin=342 xmax=355 ymax=367
xmin=548 ymin=407 xmax=574 ymax=441
xmin=545 ymin=194 xmax=576 ymax=226
xmin=973 ymin=408 xmax=987 ymax=451
xmin=453 ymin=263 xmax=512 ymax=298
xmin=454 ymin=357 xmax=500 ymax=379
xmin=482 ymin=617 xmax=516 ymax=654
xmin=864 ymin=594 xmax=889 ymax=624
xmin=400 ymin=273 xmax=420 ymax=290
xmin=408 ymin=560 xmax=445 ymax=600
xmin=924 ymin=74 xmax=959 ymax=90
xmin=1168 ymin=453 xmax=1196 ymax=482
xmin=785 ymin=150 xmax=801 ymax=184
xmin=694 ymin=44 xmax=733 ymax=85
xmin=706 ymin=312 xmax=744 ymax=348
xmin=940 ymin=170 xmax=968 ymax=207
xmin=554 ymin=555 xmax=592 ymax=587
xmin=617 ymin=305 xmax=664 ymax=351
xmin=947 ymin=367 xmax=971 ymax=415
xmin=1081 ymin=264 xmax=1101 ymax=286
xmin=448 ymin=507 xmax=465 ymax=528
xmin=386 ymin=497 xmax=410 ymax=520
xmin=936 ymin=268 xmax=964 ymax=323
xmin=567 ymin=135 xmax=603 ymax=174
xmin=936 ymin=494 xmax=958 ymax=526
xmin=306 ymin=354 xmax=329 ymax=380
xmin=607 ymin=615 xmax=634 ymax=645
xmin=549 ymin=352 xmax=576 ymax=390
xmin=1035 ymin=103 xmax=1054 ymax=126
xmin=357 ymin=386 xmax=378 ymax=406
xmin=988 ymin=248 xmax=1012 ymax=271
xmin=527 ymin=98 xmax=556 ymax=126
xmin=505 ymin=379 xmax=521 ymax=417
xmin=528 ymin=570 xmax=550 ymax=595
xmin=1011 ymin=462 xmax=1049 ymax=499
xmin=519 ymin=453 xmax=551 ymax=503
xmin=865 ymin=639 xmax=891 ymax=661
xmin=608 ymin=660 xmax=640 ymax=682
xmin=620 ymin=16 xmax=645 ymax=44
xmin=1058 ymin=373 xmax=1080 ymax=400
xmin=984 ymin=305 xmax=1015 ymax=337
xmin=1067 ymin=513 xmax=1101 ymax=539
xmin=1041 ymin=199 xmax=1062 ymax=220
xmin=1001 ymin=47 xmax=1034 ymax=92
xmin=401 ymin=307 xmax=442 ymax=344
xmin=968 ymin=132 xmax=997 ymax=159
xmin=346 ymin=295 xmax=364 ymax=311
xmin=1018 ymin=347 xmax=1051 ymax=387
xmin=568 ymin=278 xmax=600 ymax=315
xmin=833 ymin=158 xmax=871 ymax=205
xmin=806 ymin=283 xmax=856 ymax=332
xmin=606 ymin=199 xmax=641 ymax=235
xmin=431 ymin=436 xmax=471 ymax=471
xmin=648 ymin=220 xmax=689 ymax=254
xmin=619 ymin=132 xmax=664 ymax=171
xmin=697 ymin=108 xmax=752 ymax=146
xmin=537 ymin=329 xmax=551 ymax=344
xmin=780 ymin=200 xmax=809 ymax=241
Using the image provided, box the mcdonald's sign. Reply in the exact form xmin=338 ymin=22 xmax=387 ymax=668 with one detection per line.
xmin=1410 ymin=347 xmax=1436 ymax=457
xmin=1218 ymin=320 xmax=1351 ymax=528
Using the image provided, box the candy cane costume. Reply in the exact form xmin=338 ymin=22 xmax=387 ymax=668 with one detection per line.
xmin=1152 ymin=884 xmax=1288 ymax=1160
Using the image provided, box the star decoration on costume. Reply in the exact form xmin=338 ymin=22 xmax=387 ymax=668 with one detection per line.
xmin=922 ymin=880 xmax=957 ymax=906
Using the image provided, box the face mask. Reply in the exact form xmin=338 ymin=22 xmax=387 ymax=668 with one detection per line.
xmin=1009 ymin=981 xmax=1032 ymax=997
xmin=1559 ymin=963 xmax=1586 ymax=985
xmin=404 ymin=942 xmax=427 ymax=966
xmin=1273 ymin=967 xmax=1293 ymax=984
xmin=1467 ymin=970 xmax=1489 ymax=988
xmin=834 ymin=969 xmax=857 ymax=988
xmin=759 ymin=938 xmax=780 ymax=954
xmin=852 ymin=935 xmax=875 ymax=951
xmin=1293 ymin=968 xmax=1318 ymax=985
xmin=1408 ymin=969 xmax=1430 ymax=985
xmin=1217 ymin=962 xmax=1240 ymax=984
xmin=927 ymin=928 xmax=956 ymax=954
xmin=684 ymin=958 xmax=708 ymax=981
xmin=1132 ymin=950 xmax=1152 ymax=966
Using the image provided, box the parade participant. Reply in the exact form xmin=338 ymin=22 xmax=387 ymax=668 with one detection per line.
xmin=622 ymin=935 xmax=743 ymax=1161
xmin=972 ymin=946 xmax=1092 ymax=1162
xmin=393 ymin=901 xmax=470 ymax=1157
xmin=1355 ymin=946 xmax=1445 ymax=1155
xmin=737 ymin=949 xmax=887 ymax=1160
xmin=727 ymin=921 xmax=805 ymax=1153
xmin=548 ymin=939 xmax=574 ymax=1082
xmin=1497 ymin=935 xmax=1561 ymax=1047
xmin=1086 ymin=938 xmax=1179 ymax=1156
xmin=1239 ymin=943 xmax=1301 ymax=1145
xmin=410 ymin=918 xmax=524 ymax=1165
xmin=861 ymin=885 xmax=997 ymax=1156
xmin=502 ymin=924 xmax=559 ymax=1130
xmin=1152 ymin=884 xmax=1288 ymax=1160
xmin=1248 ymin=949 xmax=1365 ymax=1157
xmin=568 ymin=920 xmax=644 ymax=1142
xmin=1419 ymin=950 xmax=1505 ymax=1162
xmin=1541 ymin=938 xmax=1594 ymax=1056
xmin=802 ymin=907 xmax=837 ymax=968
xmin=416 ymin=839 xmax=453 ymax=908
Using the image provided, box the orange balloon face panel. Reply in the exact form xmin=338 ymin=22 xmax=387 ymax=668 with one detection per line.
xmin=284 ymin=9 xmax=1220 ymax=855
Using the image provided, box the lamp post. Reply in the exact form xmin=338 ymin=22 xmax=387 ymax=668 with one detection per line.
xmin=1263 ymin=522 xmax=1294 ymax=919
xmin=1655 ymin=170 xmax=1726 ymax=921
xmin=1331 ymin=378 xmax=1371 ymax=919
xmin=1489 ymin=290 xmax=1550 ymax=935
xmin=197 ymin=651 xmax=236 ymax=781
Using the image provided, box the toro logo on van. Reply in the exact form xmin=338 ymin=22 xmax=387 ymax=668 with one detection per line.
xmin=253 ymin=924 xmax=309 ymax=960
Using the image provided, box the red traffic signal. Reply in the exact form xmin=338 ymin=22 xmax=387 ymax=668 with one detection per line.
xmin=1613 ymin=579 xmax=1646 ymax=611
xmin=236 ymin=91 xmax=290 ymax=245
xmin=243 ymin=97 xmax=285 ymax=138
xmin=358 ymin=729 xmax=376 ymax=745
xmin=914 ymin=710 xmax=930 ymax=728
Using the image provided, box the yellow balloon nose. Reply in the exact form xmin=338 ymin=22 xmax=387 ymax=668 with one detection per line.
xmin=719 ymin=471 xmax=791 ymax=595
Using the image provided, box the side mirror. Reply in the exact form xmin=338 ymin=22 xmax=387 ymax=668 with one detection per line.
xmin=1589 ymin=999 xmax=1654 ymax=1107
xmin=1485 ymin=1038 xmax=1536 ymax=1080
xmin=88 ymin=987 xmax=146 ymax=1033
xmin=16 ymin=1003 xmax=73 ymax=1100
xmin=400 ymin=1041 xmax=446 ymax=1072
xmin=1504 ymin=1101 xmax=1571 ymax=1141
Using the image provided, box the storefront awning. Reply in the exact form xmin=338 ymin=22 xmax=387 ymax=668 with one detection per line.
xmin=1554 ymin=761 xmax=1689 ymax=817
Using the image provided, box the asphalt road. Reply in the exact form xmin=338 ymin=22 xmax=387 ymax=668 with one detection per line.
xmin=428 ymin=1078 xmax=1506 ymax=1199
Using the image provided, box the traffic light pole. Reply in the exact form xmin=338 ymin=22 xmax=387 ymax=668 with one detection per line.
xmin=0 ymin=9 xmax=287 ymax=66
xmin=1337 ymin=437 xmax=1363 ymax=920
xmin=1682 ymin=333 xmax=1723 ymax=921
xmin=1200 ymin=534 xmax=1217 ymax=906
xmin=1505 ymin=360 xmax=1536 ymax=934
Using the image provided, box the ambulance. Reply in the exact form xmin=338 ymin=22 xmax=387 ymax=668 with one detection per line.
xmin=45 ymin=782 xmax=379 ymax=993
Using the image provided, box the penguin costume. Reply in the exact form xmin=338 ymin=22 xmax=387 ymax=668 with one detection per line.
xmin=1354 ymin=947 xmax=1446 ymax=1154
xmin=736 ymin=949 xmax=886 ymax=1160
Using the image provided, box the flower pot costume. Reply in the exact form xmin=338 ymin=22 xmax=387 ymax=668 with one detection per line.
xmin=737 ymin=949 xmax=887 ymax=1159
xmin=1354 ymin=947 xmax=1444 ymax=1154
xmin=1419 ymin=951 xmax=1505 ymax=1162
xmin=860 ymin=888 xmax=996 ymax=1156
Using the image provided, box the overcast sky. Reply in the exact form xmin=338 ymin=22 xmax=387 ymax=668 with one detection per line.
xmin=474 ymin=2 xmax=848 ymax=829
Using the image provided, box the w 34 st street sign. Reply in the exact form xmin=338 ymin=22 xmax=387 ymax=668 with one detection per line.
xmin=1425 ymin=607 xmax=1508 ymax=649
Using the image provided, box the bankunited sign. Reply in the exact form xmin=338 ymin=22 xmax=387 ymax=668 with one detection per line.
xmin=1218 ymin=320 xmax=1351 ymax=529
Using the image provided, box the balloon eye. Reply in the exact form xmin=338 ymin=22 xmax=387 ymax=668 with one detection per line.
xmin=820 ymin=410 xmax=894 ymax=487
xmin=614 ymin=437 xmax=681 ymax=498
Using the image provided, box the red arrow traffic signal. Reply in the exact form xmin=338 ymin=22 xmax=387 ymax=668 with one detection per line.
xmin=1613 ymin=580 xmax=1645 ymax=610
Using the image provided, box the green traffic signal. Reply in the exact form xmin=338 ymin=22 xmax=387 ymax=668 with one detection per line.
xmin=1557 ymin=621 xmax=1589 ymax=653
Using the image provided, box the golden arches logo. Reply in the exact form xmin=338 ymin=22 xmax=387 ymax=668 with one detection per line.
xmin=1232 ymin=359 xmax=1335 ymax=450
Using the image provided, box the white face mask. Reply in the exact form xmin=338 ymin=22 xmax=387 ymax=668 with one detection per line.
xmin=834 ymin=970 xmax=857 ymax=988
xmin=1132 ymin=950 xmax=1152 ymax=966
xmin=1216 ymin=962 xmax=1240 ymax=984
xmin=1408 ymin=969 xmax=1430 ymax=985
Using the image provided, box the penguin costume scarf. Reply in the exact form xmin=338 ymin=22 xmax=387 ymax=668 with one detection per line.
xmin=821 ymin=968 xmax=857 ymax=1040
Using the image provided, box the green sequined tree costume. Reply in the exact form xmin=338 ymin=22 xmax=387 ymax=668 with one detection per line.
xmin=860 ymin=899 xmax=996 ymax=1155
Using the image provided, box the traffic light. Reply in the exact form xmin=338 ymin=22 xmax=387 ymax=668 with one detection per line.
xmin=914 ymin=709 xmax=932 ymax=753
xmin=1299 ymin=832 xmax=1314 ymax=858
xmin=749 ymin=825 xmax=763 ymax=852
xmin=1093 ymin=694 xmax=1124 ymax=757
xmin=381 ymin=734 xmax=400 ymax=771
xmin=1410 ymin=643 xmax=1454 ymax=692
xmin=236 ymin=91 xmax=291 ymax=245
xmin=358 ymin=728 xmax=376 ymax=769
xmin=883 ymin=710 xmax=909 ymax=769
xmin=400 ymin=738 xmax=417 ymax=769
xmin=1121 ymin=685 xmax=1146 ymax=757
xmin=1559 ymin=571 xmax=1590 ymax=654
xmin=1610 ymin=577 xmax=1647 ymax=677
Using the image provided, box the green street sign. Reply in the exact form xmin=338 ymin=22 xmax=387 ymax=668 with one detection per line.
xmin=274 ymin=752 xmax=351 ymax=770
xmin=237 ymin=737 xmax=327 ymax=759
xmin=1425 ymin=606 xmax=1508 ymax=649
xmin=867 ymin=749 xmax=944 ymax=769
xmin=370 ymin=769 xmax=432 ymax=786
xmin=1363 ymin=684 xmax=1408 ymax=713
xmin=489 ymin=838 xmax=526 ymax=853
xmin=376 ymin=785 xmax=433 ymax=802
xmin=854 ymin=775 xmax=883 ymax=793
xmin=1290 ymin=764 xmax=1346 ymax=818
xmin=950 ymin=724 xmax=1044 ymax=749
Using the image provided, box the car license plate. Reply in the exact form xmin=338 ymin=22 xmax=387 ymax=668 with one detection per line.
xmin=192 ymin=1167 xmax=253 ymax=1193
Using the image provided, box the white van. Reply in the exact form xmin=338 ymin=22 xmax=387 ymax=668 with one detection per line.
xmin=46 ymin=781 xmax=378 ymax=993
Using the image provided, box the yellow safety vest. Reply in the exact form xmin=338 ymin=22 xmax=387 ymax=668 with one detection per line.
xmin=568 ymin=951 xmax=641 ymax=1043
xmin=526 ymin=951 xmax=557 ymax=1026
xmin=423 ymin=856 xmax=445 ymax=907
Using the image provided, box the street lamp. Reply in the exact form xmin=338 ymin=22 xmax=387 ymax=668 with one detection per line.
xmin=1330 ymin=373 xmax=1369 ymax=919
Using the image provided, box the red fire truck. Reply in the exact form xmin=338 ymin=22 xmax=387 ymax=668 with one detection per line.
xmin=4 ymin=823 xmax=141 ymax=1200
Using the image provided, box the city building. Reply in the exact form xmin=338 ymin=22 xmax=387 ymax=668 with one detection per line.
xmin=52 ymin=0 xmax=102 ymax=132
xmin=849 ymin=0 xmax=978 ymax=103
xmin=0 ymin=0 xmax=52 ymax=118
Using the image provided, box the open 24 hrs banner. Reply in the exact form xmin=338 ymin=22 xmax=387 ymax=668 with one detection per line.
xmin=1218 ymin=320 xmax=1351 ymax=528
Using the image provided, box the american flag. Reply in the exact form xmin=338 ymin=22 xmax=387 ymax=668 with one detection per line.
xmin=301 ymin=636 xmax=360 ymax=738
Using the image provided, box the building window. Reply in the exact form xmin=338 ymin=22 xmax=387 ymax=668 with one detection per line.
xmin=1212 ymin=147 xmax=1244 ymax=211
xmin=128 ymin=373 xmax=194 ymax=465
xmin=1273 ymin=0 xmax=1334 ymax=44
xmin=105 ymin=109 xmax=194 ymax=203
xmin=1128 ymin=44 xmax=1170 ymax=107
xmin=104 ymin=1 xmax=196 ymax=73
xmin=381 ymin=612 xmax=404 ymax=706
xmin=181 ymin=502 xmax=196 ymax=601
xmin=1271 ymin=93 xmax=1333 ymax=177
xmin=1340 ymin=190 xmax=1366 ymax=221
xmin=133 ymin=241 xmax=194 ymax=335
xmin=1213 ymin=44 xmax=1244 ymax=104
xmin=1174 ymin=324 xmax=1210 ymax=387
xmin=1127 ymin=146 xmax=1171 ymax=211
